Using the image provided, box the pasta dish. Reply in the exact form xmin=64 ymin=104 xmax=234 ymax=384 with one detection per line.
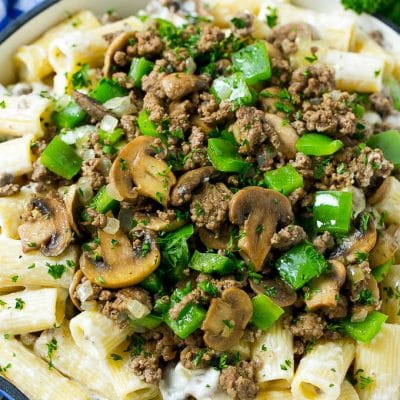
xmin=1 ymin=0 xmax=400 ymax=399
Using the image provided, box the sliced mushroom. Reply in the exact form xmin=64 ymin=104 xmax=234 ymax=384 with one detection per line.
xmin=170 ymin=166 xmax=217 ymax=206
xmin=103 ymin=31 xmax=136 ymax=78
xmin=250 ymin=276 xmax=297 ymax=307
xmin=161 ymin=73 xmax=208 ymax=100
xmin=192 ymin=115 xmax=213 ymax=133
xmin=109 ymin=136 xmax=176 ymax=205
xmin=369 ymin=230 xmax=398 ymax=268
xmin=71 ymin=90 xmax=112 ymax=122
xmin=264 ymin=113 xmax=299 ymax=158
xmin=202 ymin=287 xmax=253 ymax=351
xmin=229 ymin=187 xmax=294 ymax=271
xmin=18 ymin=195 xmax=72 ymax=256
xmin=65 ymin=184 xmax=84 ymax=237
xmin=80 ymin=228 xmax=160 ymax=288
xmin=304 ymin=260 xmax=346 ymax=311
xmin=198 ymin=225 xmax=231 ymax=250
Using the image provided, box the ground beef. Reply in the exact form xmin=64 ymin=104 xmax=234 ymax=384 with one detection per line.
xmin=120 ymin=114 xmax=138 ymax=140
xmin=180 ymin=346 xmax=214 ymax=369
xmin=188 ymin=126 xmax=206 ymax=149
xmin=163 ymin=47 xmax=191 ymax=72
xmin=130 ymin=353 xmax=162 ymax=384
xmin=288 ymin=187 xmax=307 ymax=206
xmin=290 ymin=153 xmax=314 ymax=183
xmin=0 ymin=183 xmax=20 ymax=197
xmin=31 ymin=159 xmax=58 ymax=185
xmin=169 ymin=100 xmax=193 ymax=133
xmin=136 ymin=29 xmax=164 ymax=57
xmin=142 ymin=93 xmax=168 ymax=123
xmin=323 ymin=295 xmax=348 ymax=319
xmin=268 ymin=23 xmax=314 ymax=55
xmin=289 ymin=65 xmax=335 ymax=100
xmin=81 ymin=158 xmax=107 ymax=190
xmin=198 ymin=93 xmax=234 ymax=125
xmin=289 ymin=312 xmax=326 ymax=342
xmin=271 ymin=225 xmax=307 ymax=251
xmin=85 ymin=207 xmax=107 ymax=228
xmin=369 ymin=92 xmax=393 ymax=116
xmin=141 ymin=62 xmax=168 ymax=99
xmin=190 ymin=182 xmax=232 ymax=231
xmin=231 ymin=12 xmax=253 ymax=37
xmin=300 ymin=92 xmax=357 ymax=137
xmin=168 ymin=287 xmax=208 ymax=320
xmin=313 ymin=231 xmax=335 ymax=254
xmin=197 ymin=25 xmax=225 ymax=53
xmin=219 ymin=361 xmax=258 ymax=400
xmin=234 ymin=106 xmax=270 ymax=154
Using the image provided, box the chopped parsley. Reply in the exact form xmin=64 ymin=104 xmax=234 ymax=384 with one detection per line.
xmin=120 ymin=158 xmax=127 ymax=171
xmin=256 ymin=224 xmax=265 ymax=234
xmin=0 ymin=363 xmax=11 ymax=373
xmin=193 ymin=201 xmax=205 ymax=216
xmin=46 ymin=338 xmax=57 ymax=369
xmin=4 ymin=334 xmax=10 ymax=340
xmin=222 ymin=319 xmax=235 ymax=329
xmin=125 ymin=335 xmax=144 ymax=357
xmin=305 ymin=53 xmax=318 ymax=63
xmin=140 ymin=241 xmax=151 ymax=257
xmin=110 ymin=353 xmax=123 ymax=361
xmin=14 ymin=298 xmax=25 ymax=310
xmin=27 ymin=242 xmax=37 ymax=248
xmin=27 ymin=263 xmax=36 ymax=269
xmin=193 ymin=348 xmax=207 ymax=367
xmin=355 ymin=251 xmax=369 ymax=263
xmin=0 ymin=300 xmax=6 ymax=306
xmin=261 ymin=344 xmax=268 ymax=352
xmin=95 ymin=276 xmax=105 ymax=285
xmin=0 ymin=100 xmax=5 ymax=108
xmin=266 ymin=6 xmax=278 ymax=28
xmin=336 ymin=163 xmax=346 ymax=174
xmin=354 ymin=369 xmax=374 ymax=389
xmin=46 ymin=262 xmax=67 ymax=279
xmin=111 ymin=239 xmax=120 ymax=249
xmin=71 ymin=63 xmax=90 ymax=88
xmin=280 ymin=359 xmax=292 ymax=370
xmin=263 ymin=285 xmax=277 ymax=297
xmin=198 ymin=280 xmax=218 ymax=296
xmin=359 ymin=213 xmax=370 ymax=232
xmin=10 ymin=275 xmax=18 ymax=283
xmin=230 ymin=17 xmax=246 ymax=29
xmin=356 ymin=289 xmax=376 ymax=305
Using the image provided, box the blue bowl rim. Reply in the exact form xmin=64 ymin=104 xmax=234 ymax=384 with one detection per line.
xmin=0 ymin=376 xmax=28 ymax=400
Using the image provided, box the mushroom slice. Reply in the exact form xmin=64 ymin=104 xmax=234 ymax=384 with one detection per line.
xmin=103 ymin=31 xmax=136 ymax=78
xmin=161 ymin=73 xmax=208 ymax=100
xmin=229 ymin=187 xmax=294 ymax=271
xmin=170 ymin=166 xmax=217 ymax=206
xmin=65 ymin=184 xmax=84 ymax=237
xmin=304 ymin=260 xmax=346 ymax=311
xmin=202 ymin=287 xmax=252 ymax=351
xmin=80 ymin=228 xmax=160 ymax=288
xmin=109 ymin=136 xmax=177 ymax=205
xmin=18 ymin=195 xmax=72 ymax=256
xmin=250 ymin=276 xmax=297 ymax=307
xmin=199 ymin=225 xmax=231 ymax=250
xmin=264 ymin=113 xmax=299 ymax=158
xmin=369 ymin=230 xmax=398 ymax=268
xmin=71 ymin=90 xmax=113 ymax=122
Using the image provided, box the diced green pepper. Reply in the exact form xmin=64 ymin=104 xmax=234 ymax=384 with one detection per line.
xmin=339 ymin=311 xmax=387 ymax=343
xmin=90 ymin=78 xmax=128 ymax=103
xmin=129 ymin=57 xmax=154 ymax=88
xmin=138 ymin=110 xmax=159 ymax=137
xmin=207 ymin=138 xmax=250 ymax=173
xmin=189 ymin=251 xmax=237 ymax=275
xmin=90 ymin=186 xmax=119 ymax=214
xmin=313 ymin=191 xmax=353 ymax=234
xmin=296 ymin=134 xmax=344 ymax=156
xmin=251 ymin=294 xmax=284 ymax=330
xmin=367 ymin=130 xmax=400 ymax=168
xmin=41 ymin=136 xmax=82 ymax=180
xmin=264 ymin=165 xmax=304 ymax=195
xmin=275 ymin=240 xmax=328 ymax=289
xmin=131 ymin=313 xmax=163 ymax=330
xmin=140 ymin=273 xmax=164 ymax=294
xmin=232 ymin=40 xmax=271 ymax=85
xmin=372 ymin=257 xmax=394 ymax=283
xmin=155 ymin=18 xmax=177 ymax=39
xmin=165 ymin=304 xmax=206 ymax=339
xmin=52 ymin=102 xmax=86 ymax=129
xmin=98 ymin=128 xmax=124 ymax=146
xmin=385 ymin=76 xmax=400 ymax=111
xmin=211 ymin=72 xmax=254 ymax=107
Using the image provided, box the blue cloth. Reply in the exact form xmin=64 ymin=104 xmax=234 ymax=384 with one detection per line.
xmin=0 ymin=0 xmax=45 ymax=31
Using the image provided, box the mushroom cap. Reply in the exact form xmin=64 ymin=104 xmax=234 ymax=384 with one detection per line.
xmin=202 ymin=287 xmax=253 ymax=351
xmin=109 ymin=136 xmax=177 ymax=205
xmin=161 ymin=73 xmax=208 ymax=100
xmin=198 ymin=225 xmax=231 ymax=250
xmin=80 ymin=228 xmax=160 ymax=288
xmin=369 ymin=230 xmax=398 ymax=268
xmin=18 ymin=195 xmax=72 ymax=257
xmin=229 ymin=187 xmax=294 ymax=271
xmin=170 ymin=166 xmax=217 ymax=206
xmin=65 ymin=184 xmax=84 ymax=237
xmin=250 ymin=276 xmax=297 ymax=307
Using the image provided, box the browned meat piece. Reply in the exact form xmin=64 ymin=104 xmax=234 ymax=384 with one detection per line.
xmin=142 ymin=93 xmax=168 ymax=123
xmin=141 ymin=64 xmax=168 ymax=99
xmin=231 ymin=12 xmax=254 ymax=37
xmin=369 ymin=92 xmax=393 ymax=116
xmin=313 ymin=231 xmax=335 ymax=254
xmin=71 ymin=90 xmax=111 ymax=122
xmin=289 ymin=312 xmax=326 ymax=342
xmin=168 ymin=287 xmax=208 ymax=320
xmin=0 ymin=174 xmax=20 ymax=197
xmin=198 ymin=92 xmax=234 ymax=125
xmin=180 ymin=346 xmax=214 ymax=369
xmin=130 ymin=353 xmax=162 ymax=384
xmin=289 ymin=65 xmax=335 ymax=100
xmin=169 ymin=99 xmax=194 ymax=133
xmin=219 ymin=361 xmax=258 ymax=400
xmin=163 ymin=47 xmax=191 ymax=72
xmin=190 ymin=182 xmax=232 ymax=231
xmin=136 ymin=30 xmax=164 ymax=57
xmin=271 ymin=224 xmax=307 ymax=250
xmin=120 ymin=114 xmax=137 ymax=140
xmin=197 ymin=25 xmax=225 ymax=53
xmin=81 ymin=158 xmax=107 ymax=190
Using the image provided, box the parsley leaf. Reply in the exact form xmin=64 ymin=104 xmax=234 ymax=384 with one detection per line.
xmin=46 ymin=262 xmax=67 ymax=279
xmin=71 ymin=64 xmax=90 ymax=89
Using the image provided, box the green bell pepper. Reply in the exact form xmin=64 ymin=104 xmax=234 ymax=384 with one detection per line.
xmin=372 ymin=257 xmax=394 ymax=283
xmin=295 ymin=134 xmax=344 ymax=156
xmin=140 ymin=272 xmax=164 ymax=294
xmin=313 ymin=191 xmax=353 ymax=234
xmin=41 ymin=136 xmax=82 ymax=180
xmin=165 ymin=303 xmax=206 ymax=339
xmin=90 ymin=78 xmax=128 ymax=103
xmin=207 ymin=138 xmax=250 ymax=173
xmin=211 ymin=72 xmax=254 ymax=107
xmin=90 ymin=186 xmax=119 ymax=214
xmin=339 ymin=311 xmax=387 ymax=343
xmin=385 ymin=76 xmax=400 ymax=111
xmin=232 ymin=40 xmax=272 ymax=85
xmin=131 ymin=313 xmax=163 ymax=329
xmin=189 ymin=251 xmax=237 ymax=275
xmin=251 ymin=294 xmax=284 ymax=330
xmin=52 ymin=102 xmax=86 ymax=129
xmin=264 ymin=165 xmax=304 ymax=195
xmin=138 ymin=110 xmax=159 ymax=137
xmin=275 ymin=240 xmax=328 ymax=289
xmin=129 ymin=57 xmax=154 ymax=88
xmin=98 ymin=128 xmax=124 ymax=146
xmin=367 ymin=130 xmax=400 ymax=168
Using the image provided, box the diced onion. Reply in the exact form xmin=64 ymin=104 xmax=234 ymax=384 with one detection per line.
xmin=100 ymin=114 xmax=118 ymax=133
xmin=103 ymin=217 xmax=120 ymax=234
xmin=81 ymin=300 xmax=98 ymax=311
xmin=106 ymin=182 xmax=124 ymax=201
xmin=103 ymin=96 xmax=136 ymax=117
xmin=347 ymin=265 xmax=365 ymax=283
xmin=76 ymin=280 xmax=94 ymax=303
xmin=127 ymin=299 xmax=150 ymax=319
xmin=77 ymin=176 xmax=94 ymax=204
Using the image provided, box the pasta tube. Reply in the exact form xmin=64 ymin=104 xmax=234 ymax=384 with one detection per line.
xmin=15 ymin=10 xmax=100 ymax=82
xmin=0 ymin=135 xmax=33 ymax=177
xmin=256 ymin=390 xmax=293 ymax=399
xmin=291 ymin=339 xmax=355 ymax=400
xmin=354 ymin=323 xmax=400 ymax=400
xmin=0 ymin=288 xmax=67 ymax=335
xmin=338 ymin=380 xmax=360 ymax=400
xmin=0 ymin=335 xmax=90 ymax=400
